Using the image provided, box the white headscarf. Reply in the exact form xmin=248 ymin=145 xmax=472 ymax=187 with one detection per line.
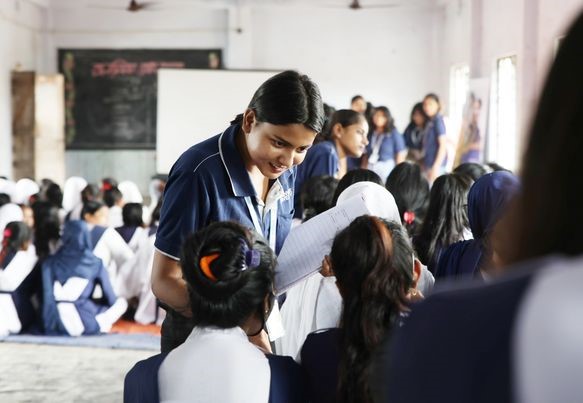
xmin=336 ymin=181 xmax=401 ymax=224
xmin=62 ymin=177 xmax=88 ymax=213
xmin=148 ymin=178 xmax=164 ymax=211
xmin=0 ymin=203 xmax=24 ymax=242
xmin=118 ymin=181 xmax=143 ymax=204
xmin=0 ymin=179 xmax=16 ymax=202
xmin=13 ymin=179 xmax=40 ymax=205
xmin=277 ymin=180 xmax=402 ymax=359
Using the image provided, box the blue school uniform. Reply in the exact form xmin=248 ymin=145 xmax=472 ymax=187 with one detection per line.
xmin=376 ymin=256 xmax=570 ymax=403
xmin=435 ymin=172 xmax=520 ymax=280
xmin=123 ymin=352 xmax=307 ymax=403
xmin=156 ymin=123 xmax=295 ymax=258
xmin=155 ymin=124 xmax=296 ymax=352
xmin=0 ymin=250 xmax=40 ymax=334
xmin=293 ymin=140 xmax=338 ymax=219
xmin=423 ymin=114 xmax=447 ymax=169
xmin=300 ymin=328 xmax=342 ymax=403
xmin=366 ymin=129 xmax=406 ymax=182
xmin=42 ymin=220 xmax=120 ymax=336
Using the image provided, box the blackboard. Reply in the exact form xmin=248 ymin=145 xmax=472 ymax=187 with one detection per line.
xmin=59 ymin=49 xmax=222 ymax=150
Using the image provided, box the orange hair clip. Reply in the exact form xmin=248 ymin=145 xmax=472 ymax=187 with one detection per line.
xmin=199 ymin=253 xmax=220 ymax=282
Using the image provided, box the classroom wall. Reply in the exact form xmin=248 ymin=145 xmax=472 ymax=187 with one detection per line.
xmin=39 ymin=1 xmax=441 ymax=191
xmin=439 ymin=0 xmax=583 ymax=169
xmin=3 ymin=0 xmax=582 ymax=185
xmin=247 ymin=4 xmax=441 ymax=129
xmin=0 ymin=0 xmax=48 ymax=179
xmin=46 ymin=3 xmax=229 ymax=193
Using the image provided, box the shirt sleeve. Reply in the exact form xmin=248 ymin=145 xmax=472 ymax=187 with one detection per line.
xmin=312 ymin=145 xmax=339 ymax=177
xmin=104 ymin=228 xmax=134 ymax=269
xmin=435 ymin=116 xmax=447 ymax=137
xmin=154 ymin=165 xmax=211 ymax=259
xmin=393 ymin=130 xmax=407 ymax=153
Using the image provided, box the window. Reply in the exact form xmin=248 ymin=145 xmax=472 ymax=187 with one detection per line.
xmin=489 ymin=55 xmax=517 ymax=170
xmin=449 ymin=64 xmax=470 ymax=139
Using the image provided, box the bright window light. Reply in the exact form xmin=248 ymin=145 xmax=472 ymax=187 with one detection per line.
xmin=489 ymin=55 xmax=517 ymax=170
xmin=449 ymin=64 xmax=470 ymax=137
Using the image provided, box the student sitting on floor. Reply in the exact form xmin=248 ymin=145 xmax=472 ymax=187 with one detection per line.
xmin=300 ymin=216 xmax=420 ymax=403
xmin=115 ymin=202 xmax=147 ymax=253
xmin=124 ymin=221 xmax=305 ymax=403
xmin=0 ymin=221 xmax=40 ymax=336
xmin=41 ymin=220 xmax=127 ymax=336
xmin=82 ymin=200 xmax=134 ymax=295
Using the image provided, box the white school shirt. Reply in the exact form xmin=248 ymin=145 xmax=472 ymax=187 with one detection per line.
xmin=89 ymin=225 xmax=134 ymax=295
xmin=0 ymin=249 xmax=38 ymax=335
xmin=159 ymin=326 xmax=270 ymax=403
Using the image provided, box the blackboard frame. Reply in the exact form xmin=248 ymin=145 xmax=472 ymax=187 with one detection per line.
xmin=59 ymin=48 xmax=222 ymax=150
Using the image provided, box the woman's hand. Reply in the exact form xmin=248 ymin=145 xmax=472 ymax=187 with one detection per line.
xmin=319 ymin=255 xmax=334 ymax=277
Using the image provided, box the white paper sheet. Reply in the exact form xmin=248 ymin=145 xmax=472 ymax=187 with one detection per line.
xmin=274 ymin=192 xmax=371 ymax=295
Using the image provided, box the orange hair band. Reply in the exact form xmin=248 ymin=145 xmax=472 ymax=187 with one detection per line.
xmin=199 ymin=253 xmax=220 ymax=282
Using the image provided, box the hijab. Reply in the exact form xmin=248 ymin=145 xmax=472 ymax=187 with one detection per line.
xmin=436 ymin=172 xmax=520 ymax=279
xmin=42 ymin=220 xmax=105 ymax=334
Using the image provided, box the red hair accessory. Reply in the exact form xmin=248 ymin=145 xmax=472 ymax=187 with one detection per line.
xmin=199 ymin=253 xmax=220 ymax=282
xmin=3 ymin=228 xmax=11 ymax=239
xmin=403 ymin=211 xmax=416 ymax=225
xmin=102 ymin=182 xmax=113 ymax=191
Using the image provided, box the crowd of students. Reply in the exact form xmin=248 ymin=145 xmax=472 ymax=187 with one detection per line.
xmin=0 ymin=175 xmax=167 ymax=336
xmin=2 ymin=9 xmax=582 ymax=402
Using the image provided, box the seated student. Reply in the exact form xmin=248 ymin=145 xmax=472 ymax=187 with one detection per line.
xmin=385 ymin=162 xmax=434 ymax=295
xmin=102 ymin=179 xmax=124 ymax=228
xmin=375 ymin=11 xmax=583 ymax=403
xmin=42 ymin=220 xmax=127 ymax=336
xmin=385 ymin=161 xmax=430 ymax=238
xmin=118 ymin=199 xmax=165 ymax=325
xmin=277 ymin=179 xmax=404 ymax=359
xmin=65 ymin=183 xmax=101 ymax=222
xmin=301 ymin=216 xmax=420 ymax=403
xmin=115 ymin=202 xmax=147 ymax=253
xmin=299 ymin=175 xmax=339 ymax=222
xmin=124 ymin=221 xmax=306 ymax=403
xmin=413 ymin=173 xmax=473 ymax=274
xmin=453 ymin=162 xmax=489 ymax=182
xmin=118 ymin=180 xmax=150 ymax=225
xmin=0 ymin=203 xmax=24 ymax=240
xmin=62 ymin=176 xmax=87 ymax=222
xmin=331 ymin=168 xmax=383 ymax=205
xmin=293 ymin=109 xmax=369 ymax=218
xmin=435 ymin=171 xmax=519 ymax=281
xmin=82 ymin=201 xmax=134 ymax=295
xmin=0 ymin=222 xmax=39 ymax=336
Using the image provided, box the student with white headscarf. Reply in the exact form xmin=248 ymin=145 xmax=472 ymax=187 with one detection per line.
xmin=118 ymin=180 xmax=150 ymax=225
xmin=0 ymin=221 xmax=39 ymax=336
xmin=62 ymin=176 xmax=88 ymax=221
xmin=276 ymin=178 xmax=408 ymax=359
xmin=0 ymin=204 xmax=24 ymax=243
xmin=13 ymin=179 xmax=40 ymax=205
xmin=0 ymin=179 xmax=16 ymax=202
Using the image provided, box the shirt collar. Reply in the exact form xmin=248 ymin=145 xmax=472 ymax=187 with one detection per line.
xmin=218 ymin=124 xmax=294 ymax=197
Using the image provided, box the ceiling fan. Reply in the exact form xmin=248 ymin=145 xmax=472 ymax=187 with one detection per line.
xmin=87 ymin=0 xmax=162 ymax=13
xmin=127 ymin=0 xmax=155 ymax=12
xmin=319 ymin=0 xmax=401 ymax=10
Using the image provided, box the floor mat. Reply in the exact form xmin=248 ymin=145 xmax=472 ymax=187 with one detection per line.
xmin=0 ymin=321 xmax=161 ymax=351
